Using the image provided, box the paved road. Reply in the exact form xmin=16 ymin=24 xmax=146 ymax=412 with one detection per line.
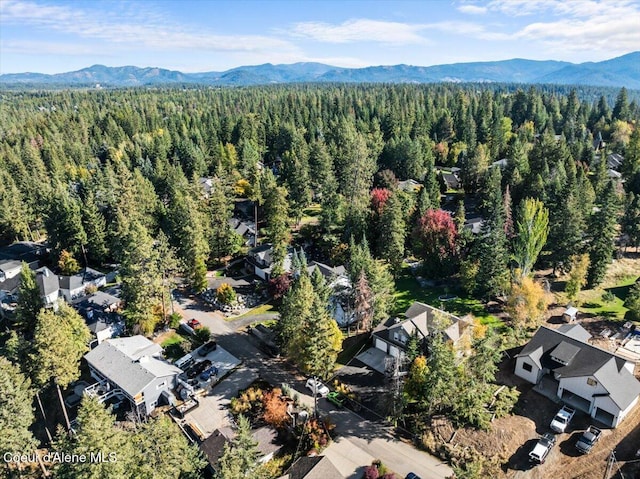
xmin=172 ymin=292 xmax=453 ymax=479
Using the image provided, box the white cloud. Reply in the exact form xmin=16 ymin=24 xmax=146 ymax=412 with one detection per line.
xmin=1 ymin=40 xmax=98 ymax=56
xmin=0 ymin=0 xmax=298 ymax=54
xmin=457 ymin=4 xmax=488 ymax=15
xmin=289 ymin=19 xmax=431 ymax=45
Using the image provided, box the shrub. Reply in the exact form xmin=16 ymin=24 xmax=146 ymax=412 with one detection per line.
xmin=363 ymin=465 xmax=379 ymax=479
xmin=602 ymin=290 xmax=615 ymax=303
xmin=216 ymin=283 xmax=237 ymax=305
xmin=192 ymin=327 xmax=211 ymax=347
xmin=168 ymin=312 xmax=182 ymax=329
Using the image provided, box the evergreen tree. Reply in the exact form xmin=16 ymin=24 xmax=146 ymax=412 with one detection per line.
xmin=281 ymin=149 xmax=312 ymax=223
xmin=612 ymin=87 xmax=630 ymax=121
xmin=30 ymin=302 xmax=91 ymax=389
xmin=353 ymin=271 xmax=374 ymax=332
xmin=45 ymin=187 xmax=87 ymax=257
xmin=622 ymin=192 xmax=640 ymax=250
xmin=55 ymin=397 xmax=135 ymax=479
xmin=624 ymin=282 xmax=640 ymax=321
xmin=218 ymin=415 xmax=259 ymax=479
xmin=378 ymin=192 xmax=406 ymax=274
xmin=587 ymin=181 xmax=619 ymax=287
xmin=263 ymin=174 xmax=291 ymax=277
xmin=0 ymin=357 xmax=37 ymax=460
xmin=209 ymin=178 xmax=242 ymax=261
xmin=15 ymin=262 xmax=43 ymax=338
xmin=0 ymin=169 xmax=31 ymax=243
xmin=276 ymin=273 xmax=315 ymax=348
xmin=134 ymin=416 xmax=206 ymax=479
xmin=81 ymin=189 xmax=108 ymax=264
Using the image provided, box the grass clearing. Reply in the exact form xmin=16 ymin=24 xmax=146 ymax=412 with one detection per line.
xmin=394 ymin=271 xmax=503 ymax=328
xmin=554 ymin=257 xmax=639 ymax=321
xmin=161 ymin=331 xmax=185 ymax=348
xmin=230 ymin=303 xmax=275 ymax=320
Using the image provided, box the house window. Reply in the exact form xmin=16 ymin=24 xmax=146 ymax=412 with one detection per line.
xmin=587 ymin=378 xmax=597 ymax=387
xmin=156 ymin=381 xmax=167 ymax=390
xmin=522 ymin=362 xmax=533 ymax=372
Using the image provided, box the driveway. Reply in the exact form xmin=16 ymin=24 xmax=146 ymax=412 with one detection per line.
xmin=172 ymin=291 xmax=452 ymax=477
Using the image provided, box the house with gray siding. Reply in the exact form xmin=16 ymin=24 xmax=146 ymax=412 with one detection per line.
xmin=84 ymin=336 xmax=181 ymax=416
xmin=514 ymin=324 xmax=640 ymax=428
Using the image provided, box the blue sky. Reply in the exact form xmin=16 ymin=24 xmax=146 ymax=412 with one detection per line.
xmin=1 ymin=0 xmax=639 ymax=74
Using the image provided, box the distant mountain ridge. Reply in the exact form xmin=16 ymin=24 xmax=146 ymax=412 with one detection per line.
xmin=1 ymin=52 xmax=638 ymax=88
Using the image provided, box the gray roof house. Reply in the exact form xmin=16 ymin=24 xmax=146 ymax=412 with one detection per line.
xmin=607 ymin=153 xmax=624 ymax=170
xmin=278 ymin=456 xmax=343 ymax=479
xmin=245 ymin=244 xmax=294 ymax=281
xmin=84 ymin=336 xmax=182 ymax=416
xmin=372 ymin=302 xmax=473 ymax=367
xmin=514 ymin=324 xmax=640 ymax=428
xmin=59 ymin=267 xmax=107 ymax=302
xmin=35 ymin=266 xmax=60 ymax=307
xmin=74 ymin=291 xmax=124 ymax=346
xmin=0 ymin=260 xmax=22 ymax=282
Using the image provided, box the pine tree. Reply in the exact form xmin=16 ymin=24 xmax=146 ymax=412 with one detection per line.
xmin=81 ymin=189 xmax=108 ymax=264
xmin=0 ymin=357 xmax=37 ymax=460
xmin=378 ymin=192 xmax=406 ymax=274
xmin=218 ymin=415 xmax=259 ymax=479
xmin=134 ymin=416 xmax=206 ymax=478
xmin=55 ymin=397 xmax=135 ymax=479
xmin=624 ymin=282 xmax=640 ymax=321
xmin=209 ymin=178 xmax=242 ymax=261
xmin=622 ymin=192 xmax=640 ymax=250
xmin=612 ymin=87 xmax=630 ymax=121
xmin=45 ymin=187 xmax=87 ymax=257
xmin=30 ymin=302 xmax=91 ymax=389
xmin=0 ymin=169 xmax=31 ymax=243
xmin=281 ymin=149 xmax=312 ymax=223
xmin=587 ymin=181 xmax=619 ymax=287
xmin=276 ymin=273 xmax=315 ymax=348
xmin=263 ymin=175 xmax=291 ymax=277
xmin=15 ymin=262 xmax=43 ymax=338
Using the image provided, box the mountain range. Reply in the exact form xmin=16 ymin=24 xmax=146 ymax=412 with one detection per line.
xmin=1 ymin=52 xmax=638 ymax=89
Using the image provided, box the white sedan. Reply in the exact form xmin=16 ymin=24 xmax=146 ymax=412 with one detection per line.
xmin=305 ymin=378 xmax=330 ymax=397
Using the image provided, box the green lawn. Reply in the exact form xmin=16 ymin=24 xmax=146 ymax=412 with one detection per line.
xmin=230 ymin=303 xmax=275 ymax=320
xmin=572 ymin=276 xmax=635 ymax=321
xmin=394 ymin=271 xmax=503 ymax=328
xmin=161 ymin=332 xmax=185 ymax=348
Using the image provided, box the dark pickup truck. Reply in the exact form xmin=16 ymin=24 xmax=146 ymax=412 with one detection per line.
xmin=575 ymin=426 xmax=602 ymax=454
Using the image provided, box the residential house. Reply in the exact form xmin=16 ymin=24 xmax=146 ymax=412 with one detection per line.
xmin=229 ymin=218 xmax=256 ymax=247
xmin=464 ymin=216 xmax=484 ymax=235
xmin=398 ymin=179 xmax=420 ymax=192
xmin=593 ymin=132 xmax=605 ymax=152
xmin=490 ymin=158 xmax=509 ymax=169
xmin=74 ymin=291 xmax=124 ymax=347
xmin=0 ymin=241 xmax=48 ymax=263
xmin=278 ymin=456 xmax=344 ymax=479
xmin=84 ymin=335 xmax=182 ymax=416
xmin=607 ymin=153 xmax=624 ymax=170
xmin=245 ymin=244 xmax=293 ymax=281
xmin=0 ymin=260 xmax=22 ymax=282
xmin=307 ymin=261 xmax=353 ymax=326
xmin=35 ymin=266 xmax=60 ymax=307
xmin=59 ymin=267 xmax=107 ymax=302
xmin=372 ymin=301 xmax=473 ymax=360
xmin=198 ymin=177 xmax=214 ymax=197
xmin=440 ymin=171 xmax=461 ymax=190
xmin=199 ymin=425 xmax=282 ymax=475
xmin=514 ymin=324 xmax=640 ymax=428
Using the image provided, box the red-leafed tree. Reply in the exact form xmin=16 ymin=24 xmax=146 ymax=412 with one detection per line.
xmin=412 ymin=209 xmax=458 ymax=278
xmin=370 ymin=188 xmax=392 ymax=215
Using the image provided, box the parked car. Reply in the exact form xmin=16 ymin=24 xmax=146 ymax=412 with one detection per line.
xmin=187 ymin=318 xmax=202 ymax=329
xmin=186 ymin=360 xmax=212 ymax=379
xmin=198 ymin=340 xmax=217 ymax=356
xmin=199 ymin=366 xmax=218 ymax=382
xmin=550 ymin=405 xmax=575 ymax=433
xmin=326 ymin=391 xmax=345 ymax=408
xmin=575 ymin=426 xmax=602 ymax=454
xmin=305 ymin=378 xmax=329 ymax=397
xmin=529 ymin=432 xmax=556 ymax=464
xmin=405 ymin=474 xmax=421 ymax=479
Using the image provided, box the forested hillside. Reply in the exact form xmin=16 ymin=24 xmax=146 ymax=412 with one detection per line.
xmin=1 ymin=83 xmax=639 ymax=335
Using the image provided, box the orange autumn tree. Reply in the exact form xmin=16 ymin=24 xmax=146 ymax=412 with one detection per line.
xmin=262 ymin=388 xmax=288 ymax=428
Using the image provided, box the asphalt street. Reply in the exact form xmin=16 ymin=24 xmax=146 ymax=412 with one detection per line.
xmin=173 ymin=292 xmax=453 ymax=479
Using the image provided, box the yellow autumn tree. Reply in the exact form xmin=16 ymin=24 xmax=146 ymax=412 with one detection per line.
xmin=506 ymin=276 xmax=550 ymax=330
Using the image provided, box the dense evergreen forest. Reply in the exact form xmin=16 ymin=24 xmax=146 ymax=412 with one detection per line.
xmin=1 ymin=83 xmax=640 ymax=335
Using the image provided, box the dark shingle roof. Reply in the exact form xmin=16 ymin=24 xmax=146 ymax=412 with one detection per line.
xmin=518 ymin=326 xmax=640 ymax=410
xmin=283 ymin=456 xmax=343 ymax=479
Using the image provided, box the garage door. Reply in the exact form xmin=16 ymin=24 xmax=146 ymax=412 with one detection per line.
xmin=375 ymin=338 xmax=387 ymax=353
xmin=594 ymin=407 xmax=615 ymax=427
xmin=389 ymin=345 xmax=400 ymax=358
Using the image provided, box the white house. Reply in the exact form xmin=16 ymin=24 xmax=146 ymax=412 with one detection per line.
xmin=372 ymin=302 xmax=473 ymax=360
xmin=515 ymin=324 xmax=640 ymax=428
xmin=245 ymin=244 xmax=294 ymax=281
xmin=84 ymin=336 xmax=181 ymax=416
xmin=35 ymin=267 xmax=60 ymax=307
xmin=59 ymin=267 xmax=107 ymax=302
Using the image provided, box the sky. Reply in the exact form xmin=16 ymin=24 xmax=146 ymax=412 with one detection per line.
xmin=1 ymin=0 xmax=639 ymax=75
